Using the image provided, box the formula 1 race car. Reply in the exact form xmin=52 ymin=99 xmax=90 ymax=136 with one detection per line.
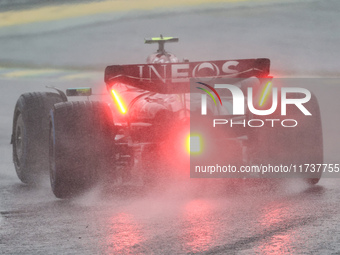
xmin=11 ymin=36 xmax=323 ymax=198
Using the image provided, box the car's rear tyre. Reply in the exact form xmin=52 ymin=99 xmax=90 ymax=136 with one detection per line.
xmin=251 ymin=92 xmax=323 ymax=184
xmin=49 ymin=101 xmax=115 ymax=198
xmin=12 ymin=92 xmax=64 ymax=184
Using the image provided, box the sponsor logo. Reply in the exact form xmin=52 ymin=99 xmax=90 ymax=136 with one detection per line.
xmin=138 ymin=61 xmax=240 ymax=83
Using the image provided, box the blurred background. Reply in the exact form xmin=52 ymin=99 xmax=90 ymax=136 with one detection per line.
xmin=1 ymin=0 xmax=340 ymax=254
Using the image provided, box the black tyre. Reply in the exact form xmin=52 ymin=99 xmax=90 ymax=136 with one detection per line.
xmin=12 ymin=92 xmax=64 ymax=184
xmin=49 ymin=101 xmax=115 ymax=198
xmin=251 ymin=92 xmax=323 ymax=184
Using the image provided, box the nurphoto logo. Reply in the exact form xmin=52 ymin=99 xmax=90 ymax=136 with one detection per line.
xmin=195 ymin=80 xmax=312 ymax=128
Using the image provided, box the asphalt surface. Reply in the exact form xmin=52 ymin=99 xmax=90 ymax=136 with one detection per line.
xmin=1 ymin=0 xmax=340 ymax=254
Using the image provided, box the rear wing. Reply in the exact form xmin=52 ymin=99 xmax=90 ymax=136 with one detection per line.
xmin=105 ymin=58 xmax=270 ymax=93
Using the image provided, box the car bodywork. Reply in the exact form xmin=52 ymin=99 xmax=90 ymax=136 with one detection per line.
xmin=104 ymin=57 xmax=271 ymax=169
xmin=11 ymin=36 xmax=323 ymax=198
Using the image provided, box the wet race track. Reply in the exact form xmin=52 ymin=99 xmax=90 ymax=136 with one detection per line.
xmin=1 ymin=0 xmax=340 ymax=254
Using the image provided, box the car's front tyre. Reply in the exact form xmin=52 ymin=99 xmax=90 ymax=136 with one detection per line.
xmin=12 ymin=92 xmax=64 ymax=184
